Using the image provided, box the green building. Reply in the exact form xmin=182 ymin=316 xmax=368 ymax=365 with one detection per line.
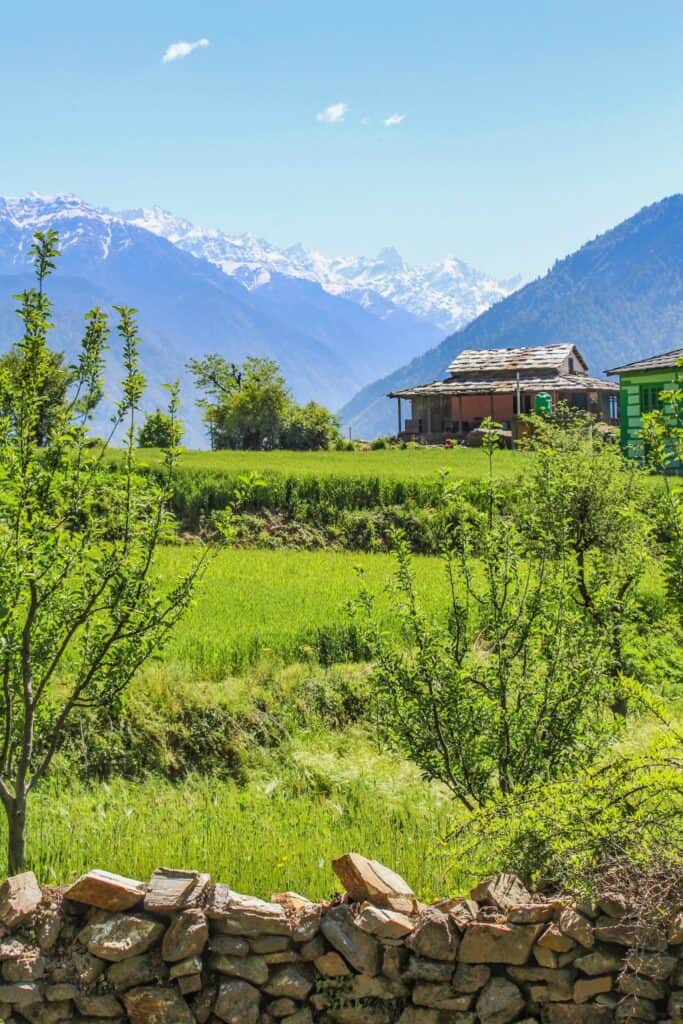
xmin=607 ymin=347 xmax=683 ymax=465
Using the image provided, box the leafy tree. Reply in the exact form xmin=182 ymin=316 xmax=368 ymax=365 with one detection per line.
xmin=188 ymin=354 xmax=339 ymax=450
xmin=138 ymin=406 xmax=185 ymax=448
xmin=0 ymin=231 xmax=206 ymax=871
xmin=0 ymin=349 xmax=75 ymax=447
xmin=282 ymin=401 xmax=341 ymax=450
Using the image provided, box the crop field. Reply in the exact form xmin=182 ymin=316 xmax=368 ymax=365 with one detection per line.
xmin=136 ymin=445 xmax=526 ymax=481
xmin=158 ymin=546 xmax=449 ymax=676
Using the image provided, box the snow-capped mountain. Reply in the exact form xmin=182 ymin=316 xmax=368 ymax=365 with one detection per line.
xmin=118 ymin=207 xmax=521 ymax=333
xmin=0 ymin=193 xmax=446 ymax=441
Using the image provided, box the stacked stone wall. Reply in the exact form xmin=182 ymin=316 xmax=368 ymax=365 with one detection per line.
xmin=0 ymin=855 xmax=680 ymax=1023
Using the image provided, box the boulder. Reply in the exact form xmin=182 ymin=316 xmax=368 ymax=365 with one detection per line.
xmin=458 ymin=922 xmax=543 ymax=965
xmin=207 ymin=886 xmax=291 ymax=936
xmin=144 ymin=867 xmax=210 ymax=915
xmin=508 ymin=903 xmax=555 ymax=924
xmin=470 ymin=874 xmax=531 ymax=913
xmin=412 ymin=982 xmax=473 ymax=1010
xmin=402 ymin=956 xmax=453 ymax=982
xmin=209 ymin=934 xmax=250 ymax=957
xmin=626 ymin=950 xmax=677 ymax=980
xmin=268 ymin=997 xmax=299 ymax=1017
xmin=536 ymin=923 xmax=575 ymax=952
xmin=161 ymin=908 xmax=208 ymax=962
xmin=573 ymin=949 xmax=622 ymax=976
xmin=213 ymin=978 xmax=261 ymax=1024
xmin=331 ymin=853 xmax=416 ymax=912
xmin=123 ymin=985 xmax=194 ymax=1023
xmin=169 ymin=955 xmax=203 ymax=978
xmin=1 ymin=951 xmax=45 ymax=981
xmin=106 ymin=951 xmax=168 ymax=992
xmin=208 ymin=953 xmax=268 ymax=985
xmin=541 ymin=1008 xmax=614 ymax=1023
xmin=249 ymin=935 xmax=291 ymax=954
xmin=0 ymin=872 xmax=42 ymax=928
xmin=320 ymin=904 xmax=381 ymax=975
xmin=405 ymin=908 xmax=458 ymax=960
xmin=476 ymin=976 xmax=524 ymax=1024
xmin=355 ymin=904 xmax=415 ymax=940
xmin=85 ymin=912 xmax=165 ymax=962
xmin=313 ymin=951 xmax=351 ymax=976
xmin=263 ymin=964 xmax=314 ymax=1000
xmin=573 ymin=974 xmax=612 ymax=1003
xmin=558 ymin=908 xmax=594 ymax=949
xmin=452 ymin=962 xmax=490 ymax=992
xmin=74 ymin=993 xmax=124 ymax=1017
xmin=0 ymin=981 xmax=41 ymax=1005
xmin=64 ymin=869 xmax=145 ymax=911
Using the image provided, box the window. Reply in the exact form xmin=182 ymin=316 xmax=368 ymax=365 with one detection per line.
xmin=640 ymin=384 xmax=663 ymax=414
xmin=608 ymin=395 xmax=619 ymax=421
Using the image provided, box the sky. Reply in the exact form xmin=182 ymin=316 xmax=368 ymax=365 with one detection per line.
xmin=2 ymin=0 xmax=683 ymax=279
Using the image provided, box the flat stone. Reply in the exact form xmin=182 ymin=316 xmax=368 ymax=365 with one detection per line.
xmin=74 ymin=993 xmax=123 ymax=1017
xmin=331 ymin=853 xmax=417 ymax=913
xmin=207 ymin=886 xmax=291 ymax=936
xmin=470 ymin=874 xmax=530 ymax=913
xmin=268 ymin=997 xmax=299 ymax=1017
xmin=297 ymin=935 xmax=326 ymax=961
xmin=0 ymin=980 xmax=41 ymax=1004
xmin=615 ymin=996 xmax=656 ymax=1022
xmin=0 ymin=872 xmax=42 ymax=928
xmin=248 ymin=935 xmax=291 ymax=954
xmin=1 ymin=951 xmax=45 ymax=981
xmin=573 ymin=975 xmax=612 ymax=1002
xmin=86 ymin=912 xmax=165 ymax=961
xmin=214 ymin=978 xmax=261 ymax=1024
xmin=617 ymin=972 xmax=665 ymax=1000
xmin=144 ymin=868 xmax=210 ymax=915
xmin=46 ymin=983 xmax=79 ymax=1001
xmin=208 ymin=953 xmax=269 ymax=985
xmin=123 ymin=985 xmax=194 ymax=1023
xmin=508 ymin=903 xmax=555 ymax=924
xmin=169 ymin=955 xmax=203 ymax=979
xmin=402 ymin=956 xmax=453 ymax=982
xmin=263 ymin=964 xmax=313 ymax=1000
xmin=626 ymin=950 xmax=677 ymax=980
xmin=412 ymin=982 xmax=472 ymax=1010
xmin=396 ymin=1009 xmax=439 ymax=1024
xmin=537 ymin=923 xmax=575 ymax=952
xmin=341 ymin=974 xmax=408 ymax=1000
xmin=355 ymin=904 xmax=415 ymax=940
xmin=0 ymin=937 xmax=27 ymax=960
xmin=541 ymin=1007 xmax=614 ymax=1022
xmin=452 ymin=962 xmax=490 ymax=992
xmin=64 ymin=870 xmax=145 ymax=912
xmin=558 ymin=908 xmax=594 ymax=949
xmin=18 ymin=1004 xmax=74 ymax=1024
xmin=106 ymin=951 xmax=168 ymax=991
xmin=406 ymin=908 xmax=458 ymax=960
xmin=458 ymin=922 xmax=543 ymax=964
xmin=594 ymin=916 xmax=665 ymax=950
xmin=161 ymin=908 xmax=208 ymax=962
xmin=476 ymin=977 xmax=524 ymax=1024
xmin=320 ymin=904 xmax=380 ymax=975
xmin=209 ymin=934 xmax=250 ymax=957
xmin=381 ymin=945 xmax=407 ymax=980
xmin=314 ymin=951 xmax=351 ymax=976
xmin=574 ymin=949 xmax=623 ymax=975
xmin=74 ymin=949 xmax=107 ymax=984
xmin=178 ymin=973 xmax=202 ymax=995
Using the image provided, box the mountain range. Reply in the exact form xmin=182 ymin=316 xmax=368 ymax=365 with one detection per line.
xmin=0 ymin=194 xmax=516 ymax=444
xmin=341 ymin=194 xmax=683 ymax=436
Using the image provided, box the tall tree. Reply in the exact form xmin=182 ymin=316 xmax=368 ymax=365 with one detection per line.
xmin=0 ymin=231 xmax=206 ymax=871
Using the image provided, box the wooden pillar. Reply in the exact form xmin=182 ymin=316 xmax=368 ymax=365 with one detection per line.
xmin=458 ymin=394 xmax=464 ymax=435
xmin=397 ymin=397 xmax=402 ymax=435
xmin=489 ymin=393 xmax=495 ymax=422
xmin=427 ymin=401 xmax=433 ymax=437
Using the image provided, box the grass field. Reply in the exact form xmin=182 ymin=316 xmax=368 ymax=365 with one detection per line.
xmin=136 ymin=445 xmax=526 ymax=482
xmin=158 ymin=546 xmax=448 ymax=676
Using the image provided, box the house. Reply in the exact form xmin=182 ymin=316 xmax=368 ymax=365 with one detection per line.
xmin=388 ymin=344 xmax=620 ymax=440
xmin=606 ymin=347 xmax=683 ymax=462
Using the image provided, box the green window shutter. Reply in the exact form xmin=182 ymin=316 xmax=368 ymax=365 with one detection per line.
xmin=639 ymin=384 xmax=663 ymax=413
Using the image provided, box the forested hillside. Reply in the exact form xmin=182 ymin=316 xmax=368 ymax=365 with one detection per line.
xmin=342 ymin=195 xmax=683 ymax=436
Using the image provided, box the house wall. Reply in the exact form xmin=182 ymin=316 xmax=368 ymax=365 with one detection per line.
xmin=618 ymin=368 xmax=677 ymax=463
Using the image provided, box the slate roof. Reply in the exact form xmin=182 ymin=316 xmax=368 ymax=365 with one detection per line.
xmin=389 ymin=374 xmax=619 ymax=400
xmin=606 ymin=348 xmax=683 ymax=375
xmin=447 ymin=344 xmax=587 ymax=376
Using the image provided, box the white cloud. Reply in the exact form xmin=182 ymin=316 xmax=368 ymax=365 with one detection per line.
xmin=383 ymin=113 xmax=405 ymax=127
xmin=162 ymin=38 xmax=210 ymax=63
xmin=316 ymin=102 xmax=348 ymax=124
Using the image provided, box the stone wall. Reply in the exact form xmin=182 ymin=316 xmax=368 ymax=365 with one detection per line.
xmin=0 ymin=854 xmax=680 ymax=1023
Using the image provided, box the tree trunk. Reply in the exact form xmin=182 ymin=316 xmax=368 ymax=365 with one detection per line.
xmin=5 ymin=795 xmax=27 ymax=875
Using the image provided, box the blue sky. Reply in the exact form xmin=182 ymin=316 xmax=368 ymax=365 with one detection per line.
xmin=2 ymin=0 xmax=683 ymax=278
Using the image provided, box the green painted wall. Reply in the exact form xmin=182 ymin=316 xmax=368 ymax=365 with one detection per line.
xmin=617 ymin=367 xmax=676 ymax=463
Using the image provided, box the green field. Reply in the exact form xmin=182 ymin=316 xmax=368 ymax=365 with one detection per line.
xmin=136 ymin=445 xmax=526 ymax=481
xmin=159 ymin=546 xmax=448 ymax=676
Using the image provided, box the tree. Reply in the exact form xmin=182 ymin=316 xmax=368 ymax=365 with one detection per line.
xmin=188 ymin=354 xmax=340 ymax=450
xmin=0 ymin=231 xmax=206 ymax=871
xmin=0 ymin=348 xmax=74 ymax=447
xmin=282 ymin=401 xmax=341 ymax=450
xmin=138 ymin=406 xmax=185 ymax=448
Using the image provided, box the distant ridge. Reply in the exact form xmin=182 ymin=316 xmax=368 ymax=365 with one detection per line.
xmin=340 ymin=195 xmax=683 ymax=437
